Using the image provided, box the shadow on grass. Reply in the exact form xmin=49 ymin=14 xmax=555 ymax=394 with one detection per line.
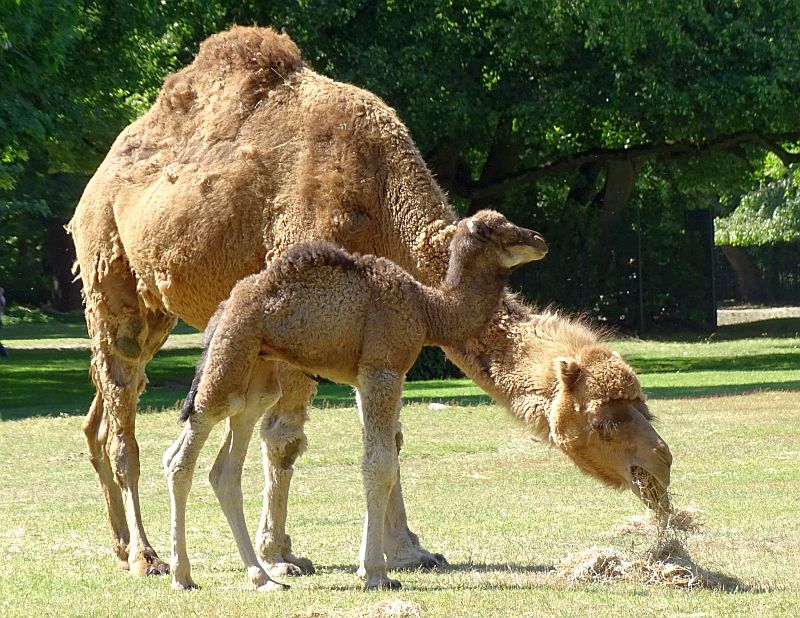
xmin=626 ymin=352 xmax=800 ymax=374
xmin=639 ymin=317 xmax=800 ymax=342
xmin=645 ymin=381 xmax=800 ymax=399
xmin=316 ymin=561 xmax=751 ymax=592
xmin=0 ymin=348 xmax=199 ymax=421
xmin=313 ymin=381 xmax=492 ymax=408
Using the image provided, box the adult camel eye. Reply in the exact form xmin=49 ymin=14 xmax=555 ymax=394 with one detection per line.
xmin=593 ymin=419 xmax=618 ymax=435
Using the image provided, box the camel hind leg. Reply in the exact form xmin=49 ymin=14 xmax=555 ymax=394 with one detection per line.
xmin=82 ymin=257 xmax=176 ymax=576
xmin=256 ymin=366 xmax=314 ymax=577
xmin=383 ymin=426 xmax=448 ymax=571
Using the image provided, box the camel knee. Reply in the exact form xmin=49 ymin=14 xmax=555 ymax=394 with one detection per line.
xmin=362 ymin=447 xmax=398 ymax=492
xmin=267 ymin=437 xmax=306 ymax=470
xmin=114 ymin=314 xmax=146 ymax=359
xmin=261 ymin=416 xmax=307 ymax=470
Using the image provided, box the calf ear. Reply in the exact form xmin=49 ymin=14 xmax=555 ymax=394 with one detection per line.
xmin=555 ymin=357 xmax=583 ymax=390
xmin=466 ymin=217 xmax=492 ymax=241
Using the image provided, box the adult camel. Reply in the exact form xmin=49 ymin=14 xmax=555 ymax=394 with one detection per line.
xmin=68 ymin=26 xmax=672 ymax=578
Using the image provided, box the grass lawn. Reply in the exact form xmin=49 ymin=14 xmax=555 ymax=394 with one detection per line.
xmin=0 ymin=315 xmax=799 ymax=615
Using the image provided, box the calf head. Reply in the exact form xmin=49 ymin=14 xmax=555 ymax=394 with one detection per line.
xmin=456 ymin=210 xmax=548 ymax=270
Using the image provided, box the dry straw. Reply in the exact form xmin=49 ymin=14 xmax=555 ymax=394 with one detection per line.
xmin=556 ymin=467 xmax=727 ymax=589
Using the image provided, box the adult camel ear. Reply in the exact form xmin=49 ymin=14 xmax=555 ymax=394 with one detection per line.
xmin=555 ymin=357 xmax=583 ymax=390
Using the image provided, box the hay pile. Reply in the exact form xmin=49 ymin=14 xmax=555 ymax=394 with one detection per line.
xmin=556 ymin=536 xmax=718 ymax=589
xmin=555 ymin=467 xmax=725 ymax=589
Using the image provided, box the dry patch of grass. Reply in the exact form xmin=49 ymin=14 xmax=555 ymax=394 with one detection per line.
xmin=292 ymin=599 xmax=423 ymax=618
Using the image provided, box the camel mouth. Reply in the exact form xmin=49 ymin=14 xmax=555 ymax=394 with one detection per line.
xmin=629 ymin=465 xmax=671 ymax=513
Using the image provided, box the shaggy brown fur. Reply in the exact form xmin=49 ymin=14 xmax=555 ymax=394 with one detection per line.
xmin=68 ymin=25 xmax=672 ymax=579
xmin=164 ymin=210 xmax=547 ymax=591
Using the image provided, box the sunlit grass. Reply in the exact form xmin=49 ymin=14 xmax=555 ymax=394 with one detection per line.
xmin=0 ymin=395 xmax=798 ymax=616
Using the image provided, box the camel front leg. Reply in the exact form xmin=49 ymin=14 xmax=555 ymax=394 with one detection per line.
xmin=383 ymin=425 xmax=448 ymax=571
xmin=356 ymin=371 xmax=403 ymax=590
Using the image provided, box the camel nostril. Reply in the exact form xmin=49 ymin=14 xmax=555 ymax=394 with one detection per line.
xmin=654 ymin=444 xmax=673 ymax=466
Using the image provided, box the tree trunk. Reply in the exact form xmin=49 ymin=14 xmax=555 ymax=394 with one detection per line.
xmin=720 ymin=245 xmax=770 ymax=304
xmin=467 ymin=140 xmax=524 ymax=215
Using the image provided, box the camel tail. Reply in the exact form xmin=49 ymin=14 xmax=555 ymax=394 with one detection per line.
xmin=180 ymin=302 xmax=227 ymax=422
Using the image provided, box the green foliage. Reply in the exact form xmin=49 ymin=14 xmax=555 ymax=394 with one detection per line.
xmin=3 ymin=0 xmax=799 ymax=320
xmin=407 ymin=346 xmax=463 ymax=381
xmin=0 ymin=198 xmax=51 ymax=304
xmin=715 ymin=172 xmax=800 ymax=246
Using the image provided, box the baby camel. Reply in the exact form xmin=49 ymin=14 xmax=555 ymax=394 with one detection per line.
xmin=163 ymin=210 xmax=547 ymax=591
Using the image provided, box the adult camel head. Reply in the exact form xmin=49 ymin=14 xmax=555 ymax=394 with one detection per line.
xmin=548 ymin=346 xmax=672 ymax=501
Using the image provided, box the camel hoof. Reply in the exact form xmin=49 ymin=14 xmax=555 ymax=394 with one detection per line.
xmin=267 ymin=557 xmax=315 ymax=577
xmin=364 ymin=576 xmax=402 ymax=591
xmin=257 ymin=580 xmax=290 ymax=592
xmin=129 ymin=556 xmax=170 ymax=577
xmin=387 ymin=549 xmax=448 ymax=572
xmin=418 ymin=552 xmax=448 ymax=571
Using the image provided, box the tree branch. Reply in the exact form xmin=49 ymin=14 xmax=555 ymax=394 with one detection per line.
xmin=469 ymin=131 xmax=800 ymax=201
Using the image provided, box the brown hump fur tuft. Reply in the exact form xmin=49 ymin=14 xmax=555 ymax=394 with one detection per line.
xmin=158 ymin=26 xmax=303 ymax=115
xmin=194 ymin=26 xmax=302 ymax=80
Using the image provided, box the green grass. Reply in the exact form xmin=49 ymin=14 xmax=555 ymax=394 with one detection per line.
xmin=0 ymin=395 xmax=798 ymax=616
xmin=3 ymin=317 xmax=800 ymax=419
xmin=1 ymin=314 xmax=799 ymax=614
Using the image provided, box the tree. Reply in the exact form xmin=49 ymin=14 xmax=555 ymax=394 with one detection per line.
xmin=0 ymin=1 xmax=186 ymax=307
xmin=3 ymin=1 xmax=799 ymax=321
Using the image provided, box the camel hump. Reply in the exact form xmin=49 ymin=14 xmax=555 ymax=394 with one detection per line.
xmin=194 ymin=25 xmax=303 ymax=78
xmin=160 ymin=26 xmax=303 ymax=114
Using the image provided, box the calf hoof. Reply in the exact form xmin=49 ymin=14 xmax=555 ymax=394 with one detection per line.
xmin=250 ymin=566 xmax=290 ymax=591
xmin=172 ymin=579 xmax=200 ymax=591
xmin=364 ymin=575 xmax=402 ymax=591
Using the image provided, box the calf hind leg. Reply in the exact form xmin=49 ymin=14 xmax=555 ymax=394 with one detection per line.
xmin=209 ymin=360 xmax=288 ymax=591
xmin=164 ymin=412 xmax=216 ymax=590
